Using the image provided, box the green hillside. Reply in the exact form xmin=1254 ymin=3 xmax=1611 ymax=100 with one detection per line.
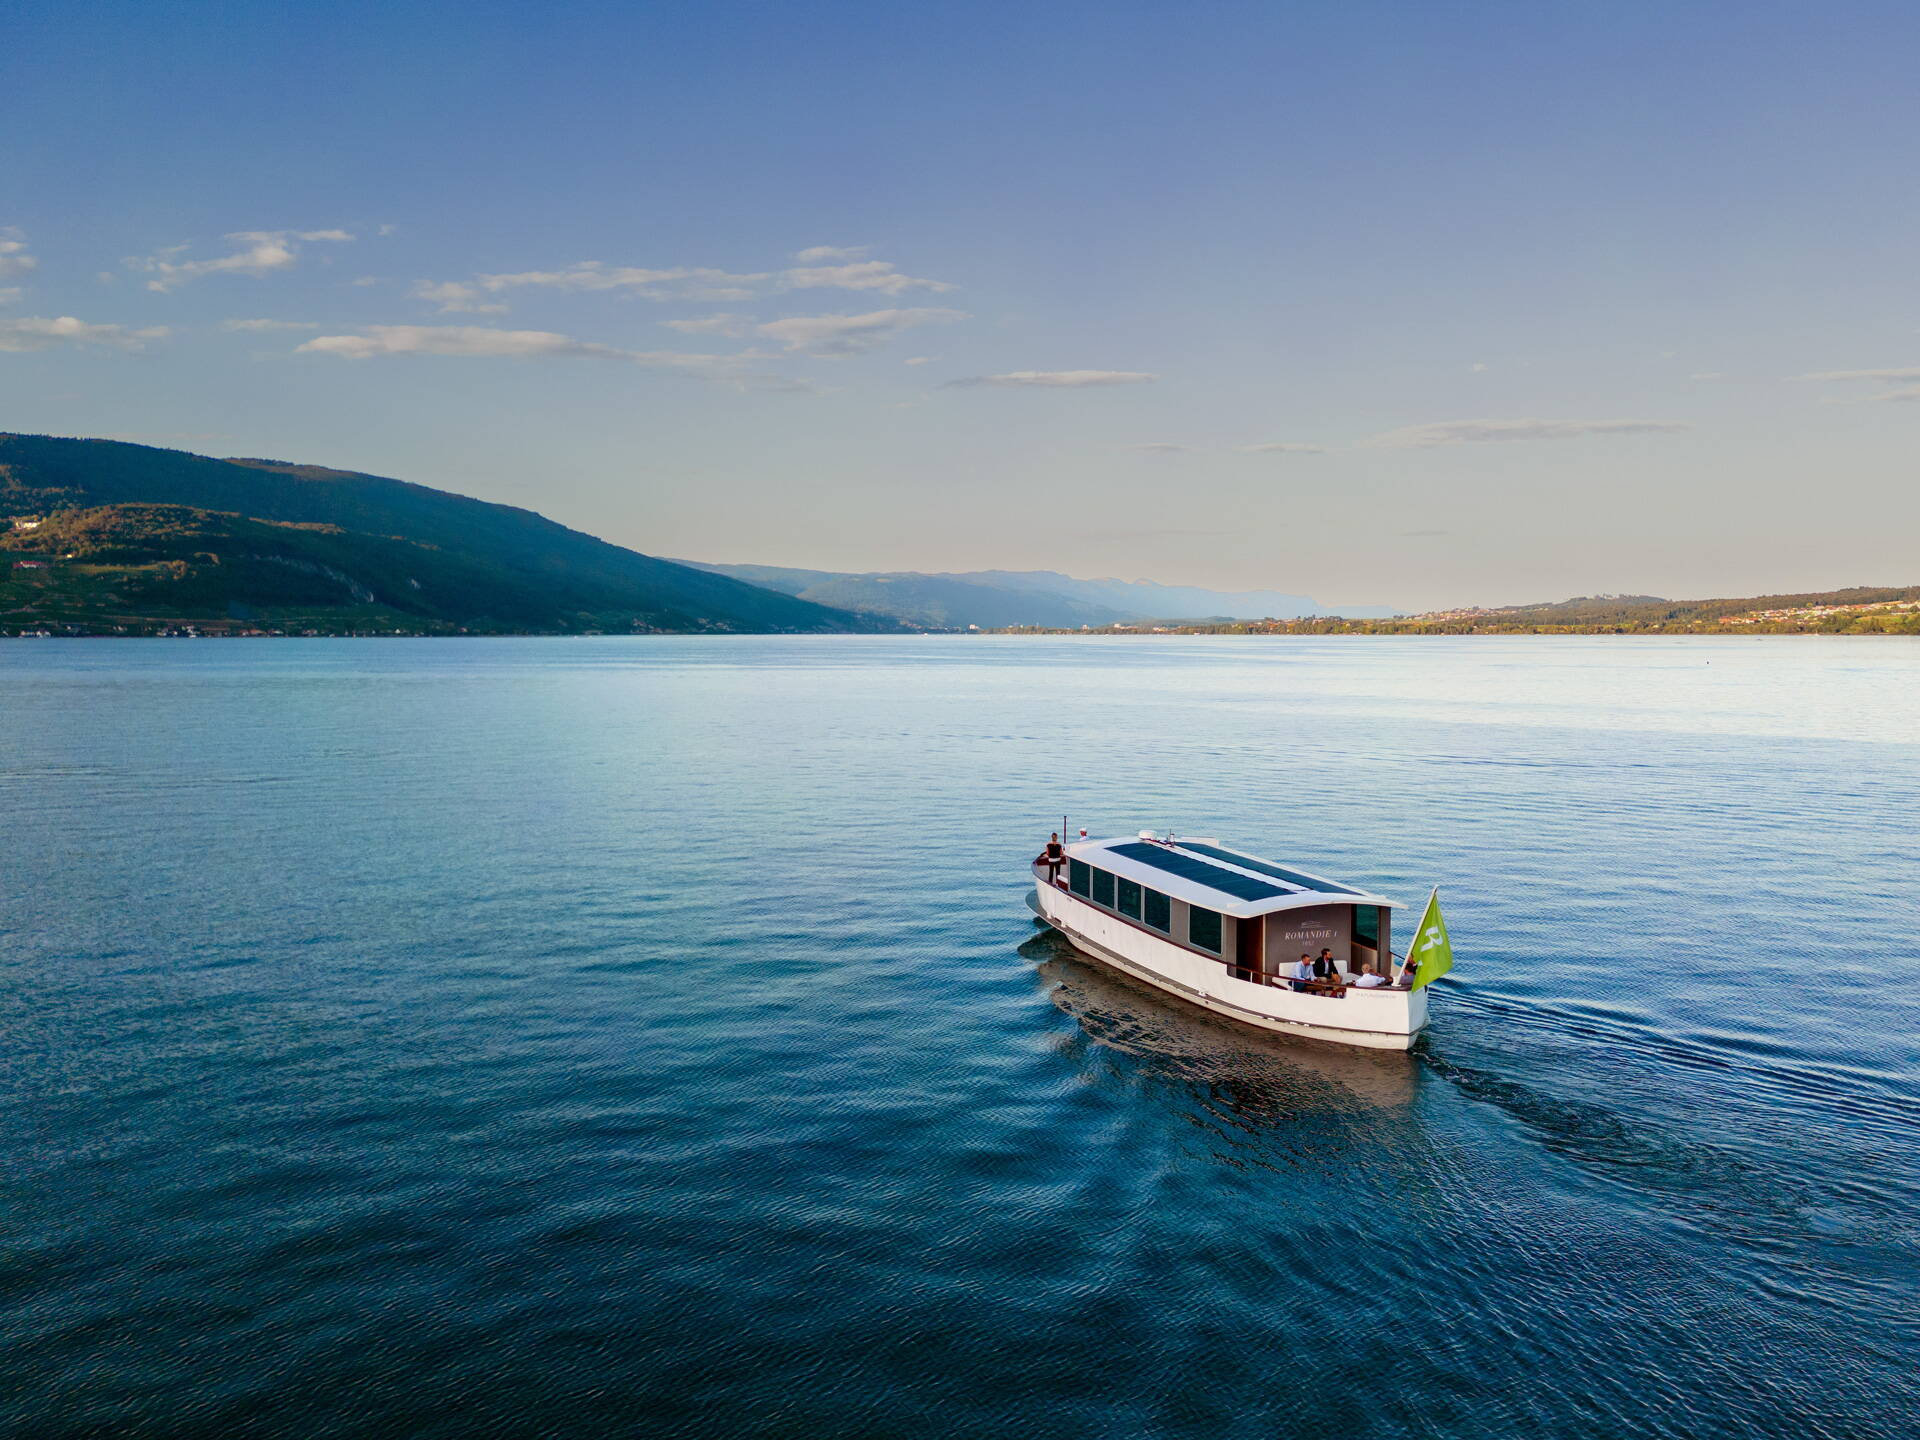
xmin=4 ymin=505 xmax=615 ymax=633
xmin=0 ymin=434 xmax=885 ymax=635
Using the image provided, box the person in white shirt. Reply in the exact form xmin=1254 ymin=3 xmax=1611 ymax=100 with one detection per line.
xmin=1353 ymin=965 xmax=1388 ymax=988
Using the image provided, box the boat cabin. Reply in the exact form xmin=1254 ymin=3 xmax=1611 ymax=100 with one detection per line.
xmin=1043 ymin=834 xmax=1401 ymax=985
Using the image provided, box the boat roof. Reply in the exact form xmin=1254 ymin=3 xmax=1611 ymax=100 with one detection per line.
xmin=1066 ymin=834 xmax=1402 ymax=919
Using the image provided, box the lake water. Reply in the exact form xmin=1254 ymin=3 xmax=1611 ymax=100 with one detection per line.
xmin=2 ymin=636 xmax=1916 ymax=1439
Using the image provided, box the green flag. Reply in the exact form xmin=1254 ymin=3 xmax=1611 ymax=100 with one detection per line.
xmin=1404 ymin=889 xmax=1454 ymax=991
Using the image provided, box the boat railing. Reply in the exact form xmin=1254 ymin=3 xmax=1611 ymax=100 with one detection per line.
xmin=1229 ymin=966 xmax=1352 ymax=995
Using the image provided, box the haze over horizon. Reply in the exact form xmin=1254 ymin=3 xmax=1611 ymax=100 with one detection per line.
xmin=7 ymin=1 xmax=1920 ymax=611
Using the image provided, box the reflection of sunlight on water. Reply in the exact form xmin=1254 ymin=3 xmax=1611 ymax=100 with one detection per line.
xmin=1149 ymin=635 xmax=1920 ymax=747
xmin=1022 ymin=932 xmax=1419 ymax=1117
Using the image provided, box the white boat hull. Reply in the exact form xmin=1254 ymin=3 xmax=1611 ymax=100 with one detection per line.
xmin=1029 ymin=882 xmax=1428 ymax=1051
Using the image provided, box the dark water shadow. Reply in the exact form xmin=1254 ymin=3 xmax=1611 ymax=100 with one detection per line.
xmin=1016 ymin=930 xmax=1428 ymax=1183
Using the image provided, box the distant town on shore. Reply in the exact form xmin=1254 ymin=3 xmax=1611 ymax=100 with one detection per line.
xmin=992 ymin=589 xmax=1920 ymax=636
xmin=5 ymin=433 xmax=1917 ymax=638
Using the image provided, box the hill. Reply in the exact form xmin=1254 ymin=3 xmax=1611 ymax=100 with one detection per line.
xmin=675 ymin=561 xmax=1142 ymax=628
xmin=959 ymin=570 xmax=1397 ymax=620
xmin=0 ymin=434 xmax=884 ymax=635
xmin=1395 ymin=588 xmax=1920 ymax=632
xmin=1105 ymin=585 xmax=1920 ymax=635
xmin=4 ymin=504 xmax=625 ymax=634
xmin=678 ymin=560 xmax=1394 ymax=628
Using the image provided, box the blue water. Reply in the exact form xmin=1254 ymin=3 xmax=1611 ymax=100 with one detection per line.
xmin=2 ymin=636 xmax=1916 ymax=1439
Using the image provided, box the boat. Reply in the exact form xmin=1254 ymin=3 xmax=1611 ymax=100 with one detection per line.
xmin=1027 ymin=831 xmax=1431 ymax=1050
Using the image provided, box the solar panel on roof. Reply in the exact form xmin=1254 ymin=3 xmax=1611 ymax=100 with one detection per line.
xmin=1174 ymin=842 xmax=1360 ymax=895
xmin=1107 ymin=842 xmax=1291 ymax=902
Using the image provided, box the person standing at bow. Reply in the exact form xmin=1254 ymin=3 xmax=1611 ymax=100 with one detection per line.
xmin=1038 ymin=832 xmax=1066 ymax=884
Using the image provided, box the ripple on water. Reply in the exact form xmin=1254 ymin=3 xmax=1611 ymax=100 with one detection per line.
xmin=1 ymin=636 xmax=1916 ymax=1440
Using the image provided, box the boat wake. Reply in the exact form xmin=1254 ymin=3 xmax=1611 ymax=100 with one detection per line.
xmin=1026 ymin=924 xmax=1919 ymax=1326
xmin=1443 ymin=987 xmax=1920 ymax=1141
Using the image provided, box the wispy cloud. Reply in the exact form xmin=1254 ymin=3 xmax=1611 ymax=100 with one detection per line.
xmin=1797 ymin=365 xmax=1920 ymax=383
xmin=0 ymin=227 xmax=37 ymax=281
xmin=660 ymin=313 xmax=756 ymax=338
xmin=0 ymin=316 xmax=169 ymax=351
xmin=780 ymin=260 xmax=956 ymax=295
xmin=946 ymin=370 xmax=1158 ymax=388
xmin=299 ymin=324 xmax=722 ymax=364
xmin=414 ymin=250 xmax=953 ymax=313
xmin=412 ymin=280 xmax=508 ymax=314
xmin=470 ymin=262 xmax=769 ymax=302
xmin=1367 ymin=418 xmax=1689 ymax=448
xmin=1796 ymin=366 xmax=1920 ymax=402
xmin=0 ymin=288 xmax=20 ymax=306
xmin=292 ymin=323 xmax=811 ymax=389
xmin=757 ymin=307 xmax=966 ymax=355
xmin=1688 ymin=372 xmax=1723 ymax=381
xmin=903 ymin=355 xmax=932 ymax=366
xmin=1124 ymin=442 xmax=1190 ymax=454
xmin=128 ymin=229 xmax=355 ymax=291
xmin=223 ymin=318 xmax=322 ymax=332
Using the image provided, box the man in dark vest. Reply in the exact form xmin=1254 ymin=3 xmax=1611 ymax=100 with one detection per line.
xmin=1037 ymin=832 xmax=1066 ymax=884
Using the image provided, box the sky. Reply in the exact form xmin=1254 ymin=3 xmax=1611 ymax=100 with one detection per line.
xmin=5 ymin=0 xmax=1919 ymax=611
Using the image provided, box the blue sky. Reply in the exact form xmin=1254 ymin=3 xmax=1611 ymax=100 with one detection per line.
xmin=6 ymin=0 xmax=1919 ymax=609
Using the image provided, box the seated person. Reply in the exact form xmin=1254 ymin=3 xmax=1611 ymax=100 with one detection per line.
xmin=1288 ymin=953 xmax=1314 ymax=991
xmin=1313 ymin=948 xmax=1340 ymax=981
xmin=1352 ymin=965 xmax=1388 ymax=988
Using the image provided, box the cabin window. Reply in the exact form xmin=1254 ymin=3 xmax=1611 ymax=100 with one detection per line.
xmin=1353 ymin=905 xmax=1380 ymax=948
xmin=1116 ymin=877 xmax=1142 ymax=919
xmin=1069 ymin=859 xmax=1091 ymax=897
xmin=1189 ymin=905 xmax=1222 ymax=953
xmin=1144 ymin=888 xmax=1171 ymax=932
xmin=1091 ymin=867 xmax=1115 ymax=908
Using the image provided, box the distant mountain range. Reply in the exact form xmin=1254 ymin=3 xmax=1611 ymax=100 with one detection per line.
xmin=17 ymin=433 xmax=1896 ymax=640
xmin=677 ymin=561 xmax=1398 ymax=629
xmin=1 ymin=433 xmax=1391 ymax=637
xmin=0 ymin=434 xmax=887 ymax=635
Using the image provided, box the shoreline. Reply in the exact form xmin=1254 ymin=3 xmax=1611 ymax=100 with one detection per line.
xmin=8 ymin=626 xmax=1918 ymax=641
